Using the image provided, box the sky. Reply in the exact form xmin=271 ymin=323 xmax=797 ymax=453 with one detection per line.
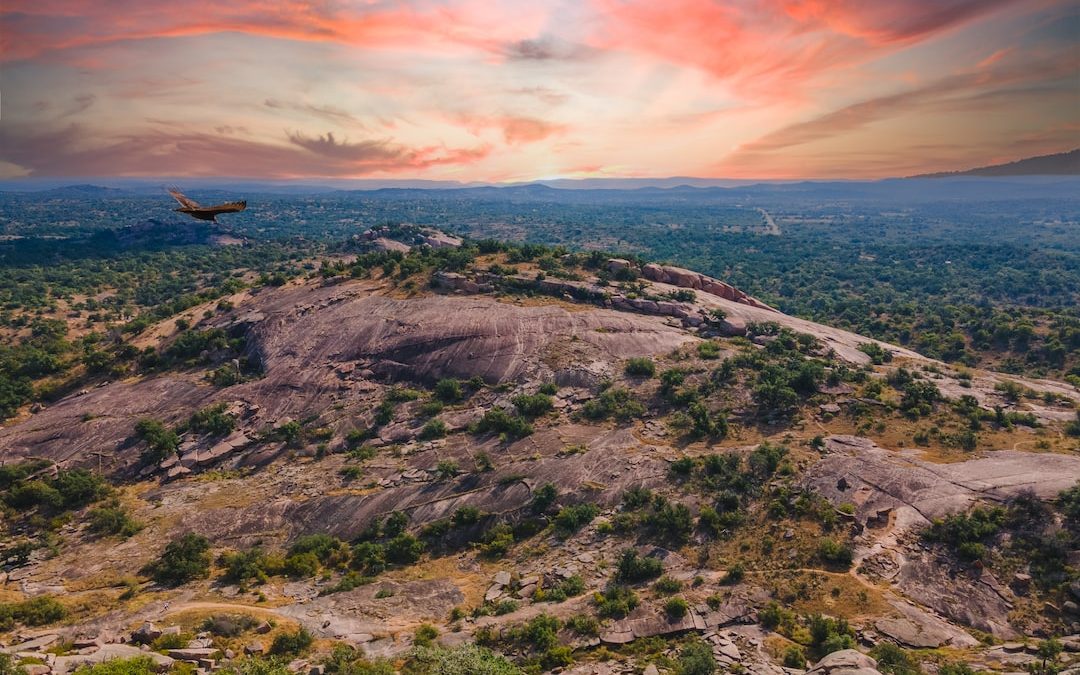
xmin=0 ymin=0 xmax=1077 ymax=181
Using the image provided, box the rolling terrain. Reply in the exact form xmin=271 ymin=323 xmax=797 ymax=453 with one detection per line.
xmin=1 ymin=226 xmax=1079 ymax=675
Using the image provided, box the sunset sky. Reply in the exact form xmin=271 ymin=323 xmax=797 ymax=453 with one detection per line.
xmin=0 ymin=0 xmax=1077 ymax=181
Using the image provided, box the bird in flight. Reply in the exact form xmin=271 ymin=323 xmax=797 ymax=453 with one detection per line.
xmin=168 ymin=187 xmax=247 ymax=222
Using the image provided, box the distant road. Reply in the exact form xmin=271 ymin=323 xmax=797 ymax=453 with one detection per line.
xmin=756 ymin=207 xmax=781 ymax=235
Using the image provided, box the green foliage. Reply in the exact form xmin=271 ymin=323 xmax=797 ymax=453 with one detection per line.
xmin=553 ymin=502 xmax=599 ymax=536
xmin=418 ymin=418 xmax=447 ymax=440
xmin=269 ymin=628 xmax=313 ymax=657
xmin=593 ymin=583 xmax=639 ymax=618
xmin=413 ymin=623 xmax=439 ymax=648
xmin=676 ymin=639 xmax=716 ymax=675
xmin=783 ymin=646 xmax=807 ymax=669
xmin=385 ymin=533 xmax=424 ymax=565
xmin=0 ymin=595 xmax=67 ymax=630
xmin=0 ymin=653 xmax=27 ymax=675
xmin=87 ymin=504 xmax=142 ymax=538
xmin=869 ymin=642 xmax=922 ymax=675
xmin=189 ymin=402 xmax=236 ymax=436
xmin=143 ymin=533 xmax=211 ymax=586
xmin=653 ymin=576 xmax=683 ymax=594
xmin=472 ymin=408 xmax=533 ymax=439
xmin=581 ymin=386 xmax=645 ymax=421
xmin=614 ymin=549 xmax=663 ymax=583
xmin=924 ymin=506 xmax=1006 ymax=561
xmin=817 ymin=538 xmax=854 ymax=569
xmin=134 ymin=418 xmax=179 ymax=464
xmin=624 ymin=357 xmax=656 ymax=377
xmin=511 ymin=393 xmax=554 ymax=417
xmin=807 ymin=614 xmax=856 ymax=659
xmin=71 ymin=656 xmax=159 ymax=675
xmin=434 ymin=378 xmax=464 ymax=403
xmin=529 ymin=482 xmax=558 ymax=514
xmin=402 ymin=644 xmax=523 ymax=675
xmin=664 ymin=596 xmax=690 ymax=618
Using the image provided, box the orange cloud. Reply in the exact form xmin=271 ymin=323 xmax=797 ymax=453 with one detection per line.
xmin=1 ymin=0 xmax=548 ymax=62
xmin=588 ymin=0 xmax=1025 ymax=101
xmin=0 ymin=124 xmax=492 ymax=178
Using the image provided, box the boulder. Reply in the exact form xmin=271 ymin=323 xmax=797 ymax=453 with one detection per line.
xmin=807 ymin=649 xmax=881 ymax=675
xmin=130 ymin=623 xmax=162 ymax=644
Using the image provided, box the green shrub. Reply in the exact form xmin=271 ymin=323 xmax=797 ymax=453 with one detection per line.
xmin=817 ymin=538 xmax=854 ymax=569
xmin=144 ymin=534 xmax=211 ymax=586
xmin=581 ymin=387 xmax=645 ymax=421
xmin=87 ymin=504 xmax=142 ymax=538
xmin=350 ymin=542 xmax=387 ymax=575
xmin=71 ymin=656 xmax=159 ymax=675
xmin=269 ymin=628 xmax=313 ymax=657
xmin=134 ymin=418 xmax=179 ymax=464
xmin=869 ymin=642 xmax=921 ymax=675
xmin=402 ymin=645 xmax=520 ymax=675
xmin=385 ymin=533 xmax=424 ymax=565
xmin=189 ymin=403 xmax=235 ymax=436
xmin=653 ymin=576 xmax=683 ymax=594
xmin=553 ymin=503 xmax=599 ymax=535
xmin=614 ymin=549 xmax=663 ymax=583
xmin=434 ymin=378 xmax=464 ymax=403
xmin=472 ymin=409 xmax=533 ymax=439
xmin=594 ymin=584 xmax=639 ymax=618
xmin=511 ymin=393 xmax=554 ymax=417
xmin=413 ymin=623 xmax=439 ymax=648
xmin=419 ymin=419 xmax=447 ymax=440
xmin=782 ymin=646 xmax=807 ymax=669
xmin=665 ymin=596 xmax=689 ymax=618
xmin=624 ymin=358 xmax=656 ymax=377
xmin=676 ymin=639 xmax=716 ymax=675
xmin=0 ymin=595 xmax=67 ymax=629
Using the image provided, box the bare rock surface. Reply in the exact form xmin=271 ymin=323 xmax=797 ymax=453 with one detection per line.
xmin=276 ymin=579 xmax=463 ymax=642
xmin=805 ymin=436 xmax=1080 ymax=528
xmin=807 ymin=649 xmax=882 ymax=675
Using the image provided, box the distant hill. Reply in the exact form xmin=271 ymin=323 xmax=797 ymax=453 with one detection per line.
xmin=913 ymin=149 xmax=1080 ymax=178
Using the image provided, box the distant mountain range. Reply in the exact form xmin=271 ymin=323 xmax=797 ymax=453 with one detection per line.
xmin=912 ymin=149 xmax=1080 ymax=178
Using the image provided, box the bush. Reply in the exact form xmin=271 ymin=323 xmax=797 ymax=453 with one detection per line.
xmin=269 ymin=628 xmax=313 ymax=656
xmin=581 ymin=387 xmax=645 ymax=421
xmin=593 ymin=584 xmax=639 ymax=619
xmin=782 ymin=646 xmax=807 ymax=669
xmin=134 ymin=418 xmax=179 ymax=464
xmin=624 ymin=357 xmax=656 ymax=377
xmin=654 ymin=576 xmax=683 ymax=594
xmin=402 ymin=644 xmax=519 ymax=675
xmin=434 ymin=378 xmax=464 ymax=403
xmin=614 ymin=549 xmax=663 ymax=583
xmin=144 ymin=534 xmax=211 ymax=586
xmin=70 ymin=656 xmax=159 ymax=675
xmin=511 ymin=393 xmax=554 ymax=417
xmin=413 ymin=623 xmax=439 ymax=648
xmin=665 ymin=596 xmax=689 ymax=619
xmin=553 ymin=503 xmax=599 ymax=535
xmin=419 ymin=418 xmax=447 ymax=440
xmin=350 ymin=541 xmax=387 ymax=575
xmin=385 ymin=533 xmax=424 ymax=565
xmin=869 ymin=642 xmax=920 ymax=675
xmin=472 ymin=408 xmax=533 ymax=439
xmin=53 ymin=469 xmax=110 ymax=509
xmin=189 ymin=403 xmax=236 ymax=436
xmin=0 ymin=595 xmax=67 ymax=629
xmin=87 ymin=505 xmax=142 ymax=538
xmin=529 ymin=483 xmax=559 ymax=514
xmin=817 ymin=538 xmax=854 ymax=568
xmin=676 ymin=639 xmax=716 ymax=675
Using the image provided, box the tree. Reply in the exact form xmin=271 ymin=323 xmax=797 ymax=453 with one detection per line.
xmin=144 ymin=534 xmax=211 ymax=586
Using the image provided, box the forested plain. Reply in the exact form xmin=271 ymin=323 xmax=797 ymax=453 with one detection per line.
xmin=0 ymin=179 xmax=1077 ymax=422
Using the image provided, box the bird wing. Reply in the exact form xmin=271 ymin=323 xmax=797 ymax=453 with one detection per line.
xmin=168 ymin=187 xmax=201 ymax=209
xmin=203 ymin=200 xmax=247 ymax=215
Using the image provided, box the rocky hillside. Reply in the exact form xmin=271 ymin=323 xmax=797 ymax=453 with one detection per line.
xmin=1 ymin=229 xmax=1079 ymax=675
